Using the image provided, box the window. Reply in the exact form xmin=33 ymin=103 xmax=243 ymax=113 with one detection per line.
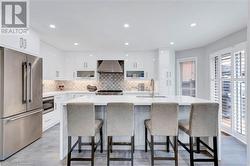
xmin=178 ymin=58 xmax=196 ymax=97
xmin=221 ymin=53 xmax=232 ymax=129
xmin=233 ymin=50 xmax=246 ymax=136
xmin=210 ymin=42 xmax=247 ymax=142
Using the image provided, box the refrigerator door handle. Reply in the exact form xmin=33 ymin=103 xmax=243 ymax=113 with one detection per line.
xmin=22 ymin=62 xmax=27 ymax=103
xmin=4 ymin=109 xmax=42 ymax=123
xmin=28 ymin=62 xmax=32 ymax=103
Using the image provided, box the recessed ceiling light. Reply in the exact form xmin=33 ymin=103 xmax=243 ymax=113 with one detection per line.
xmin=190 ymin=23 xmax=197 ymax=27
xmin=124 ymin=42 xmax=129 ymax=46
xmin=74 ymin=42 xmax=79 ymax=46
xmin=125 ymin=54 xmax=129 ymax=57
xmin=123 ymin=23 xmax=130 ymax=28
xmin=170 ymin=42 xmax=175 ymax=45
xmin=89 ymin=54 xmax=93 ymax=57
xmin=49 ymin=24 xmax=56 ymax=29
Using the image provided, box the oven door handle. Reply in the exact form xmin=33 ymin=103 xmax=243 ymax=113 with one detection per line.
xmin=43 ymin=108 xmax=54 ymax=114
xmin=43 ymin=96 xmax=54 ymax=101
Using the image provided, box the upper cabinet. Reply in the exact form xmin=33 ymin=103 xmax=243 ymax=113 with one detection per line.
xmin=40 ymin=42 xmax=64 ymax=80
xmin=0 ymin=30 xmax=40 ymax=56
xmin=126 ymin=61 xmax=144 ymax=70
xmin=63 ymin=53 xmax=97 ymax=80
xmin=124 ymin=52 xmax=156 ymax=80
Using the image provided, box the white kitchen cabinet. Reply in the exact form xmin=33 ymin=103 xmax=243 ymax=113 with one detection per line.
xmin=40 ymin=41 xmax=64 ymax=80
xmin=125 ymin=59 xmax=144 ymax=71
xmin=43 ymin=94 xmax=66 ymax=132
xmin=156 ymin=49 xmax=175 ymax=95
xmin=63 ymin=53 xmax=97 ymax=80
xmin=125 ymin=52 xmax=155 ymax=80
xmin=0 ymin=29 xmax=40 ymax=56
xmin=43 ymin=111 xmax=56 ymax=132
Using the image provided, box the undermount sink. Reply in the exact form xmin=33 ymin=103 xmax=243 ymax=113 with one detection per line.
xmin=136 ymin=95 xmax=167 ymax=98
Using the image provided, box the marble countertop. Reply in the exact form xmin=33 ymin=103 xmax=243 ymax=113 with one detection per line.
xmin=43 ymin=91 xmax=95 ymax=97
xmin=43 ymin=90 xmax=152 ymax=98
xmin=63 ymin=95 xmax=214 ymax=106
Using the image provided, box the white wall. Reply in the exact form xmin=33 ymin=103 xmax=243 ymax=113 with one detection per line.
xmin=176 ymin=28 xmax=247 ymax=99
xmin=175 ymin=47 xmax=207 ymax=98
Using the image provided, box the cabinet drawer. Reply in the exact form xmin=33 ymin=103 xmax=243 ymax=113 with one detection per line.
xmin=2 ymin=110 xmax=42 ymax=160
xmin=43 ymin=111 xmax=56 ymax=131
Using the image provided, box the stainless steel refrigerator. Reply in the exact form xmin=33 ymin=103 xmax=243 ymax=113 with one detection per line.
xmin=0 ymin=47 xmax=43 ymax=160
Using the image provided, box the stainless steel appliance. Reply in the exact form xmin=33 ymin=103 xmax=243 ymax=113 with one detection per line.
xmin=97 ymin=60 xmax=124 ymax=73
xmin=43 ymin=96 xmax=54 ymax=114
xmin=96 ymin=90 xmax=123 ymax=95
xmin=0 ymin=47 xmax=43 ymax=160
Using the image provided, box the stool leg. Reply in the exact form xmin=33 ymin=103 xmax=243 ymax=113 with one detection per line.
xmin=213 ymin=137 xmax=218 ymax=166
xmin=110 ymin=136 xmax=113 ymax=153
xmin=67 ymin=136 xmax=72 ymax=166
xmin=131 ymin=136 xmax=134 ymax=166
xmin=151 ymin=135 xmax=154 ymax=166
xmin=166 ymin=136 xmax=170 ymax=152
xmin=133 ymin=135 xmax=135 ymax=153
xmin=145 ymin=126 xmax=148 ymax=152
xmin=107 ymin=136 xmax=110 ymax=166
xmin=78 ymin=136 xmax=82 ymax=153
xmin=91 ymin=136 xmax=95 ymax=166
xmin=189 ymin=137 xmax=194 ymax=166
xmin=174 ymin=136 xmax=178 ymax=166
xmin=196 ymin=137 xmax=200 ymax=153
xmin=100 ymin=126 xmax=103 ymax=153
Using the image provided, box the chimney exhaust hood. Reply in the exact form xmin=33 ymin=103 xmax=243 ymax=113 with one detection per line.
xmin=97 ymin=60 xmax=124 ymax=73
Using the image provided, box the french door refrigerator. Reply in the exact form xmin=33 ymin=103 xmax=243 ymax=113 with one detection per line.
xmin=0 ymin=47 xmax=43 ymax=160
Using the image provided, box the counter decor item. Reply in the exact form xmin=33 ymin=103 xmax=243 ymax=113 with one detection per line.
xmin=58 ymin=84 xmax=65 ymax=91
xmin=87 ymin=85 xmax=97 ymax=92
xmin=138 ymin=83 xmax=145 ymax=91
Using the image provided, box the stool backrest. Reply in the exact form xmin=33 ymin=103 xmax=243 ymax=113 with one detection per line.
xmin=151 ymin=103 xmax=179 ymax=136
xmin=107 ymin=103 xmax=134 ymax=136
xmin=190 ymin=103 xmax=219 ymax=137
xmin=67 ymin=103 xmax=95 ymax=136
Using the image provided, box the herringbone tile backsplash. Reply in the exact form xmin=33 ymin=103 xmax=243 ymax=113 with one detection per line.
xmin=43 ymin=74 xmax=150 ymax=92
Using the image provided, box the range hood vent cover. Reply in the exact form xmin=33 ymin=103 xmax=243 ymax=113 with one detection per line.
xmin=97 ymin=60 xmax=123 ymax=73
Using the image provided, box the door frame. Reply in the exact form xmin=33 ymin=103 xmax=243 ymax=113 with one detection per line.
xmin=176 ymin=57 xmax=198 ymax=97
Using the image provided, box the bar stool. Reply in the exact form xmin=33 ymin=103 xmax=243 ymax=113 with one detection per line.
xmin=107 ymin=103 xmax=134 ymax=166
xmin=66 ymin=103 xmax=103 ymax=166
xmin=178 ymin=103 xmax=219 ymax=166
xmin=145 ymin=103 xmax=179 ymax=166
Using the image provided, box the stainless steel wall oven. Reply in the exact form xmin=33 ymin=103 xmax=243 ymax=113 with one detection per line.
xmin=42 ymin=96 xmax=54 ymax=114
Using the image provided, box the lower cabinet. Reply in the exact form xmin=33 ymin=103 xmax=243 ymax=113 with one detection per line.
xmin=42 ymin=95 xmax=64 ymax=132
xmin=43 ymin=111 xmax=58 ymax=132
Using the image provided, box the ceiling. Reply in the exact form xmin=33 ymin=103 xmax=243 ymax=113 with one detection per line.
xmin=30 ymin=0 xmax=248 ymax=52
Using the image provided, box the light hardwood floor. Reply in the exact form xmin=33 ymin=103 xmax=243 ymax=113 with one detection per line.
xmin=0 ymin=125 xmax=246 ymax=166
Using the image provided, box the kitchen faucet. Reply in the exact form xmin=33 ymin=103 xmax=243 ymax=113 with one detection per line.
xmin=150 ymin=79 xmax=155 ymax=97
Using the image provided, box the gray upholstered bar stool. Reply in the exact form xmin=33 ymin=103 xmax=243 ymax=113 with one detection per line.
xmin=178 ymin=103 xmax=219 ymax=166
xmin=66 ymin=103 xmax=103 ymax=166
xmin=107 ymin=103 xmax=134 ymax=166
xmin=144 ymin=103 xmax=179 ymax=166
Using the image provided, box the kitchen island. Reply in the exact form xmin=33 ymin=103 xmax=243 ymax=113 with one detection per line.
xmin=59 ymin=95 xmax=220 ymax=160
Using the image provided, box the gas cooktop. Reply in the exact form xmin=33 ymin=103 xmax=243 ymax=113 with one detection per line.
xmin=96 ymin=90 xmax=123 ymax=95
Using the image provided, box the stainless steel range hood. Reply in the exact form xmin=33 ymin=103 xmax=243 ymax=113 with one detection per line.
xmin=97 ymin=60 xmax=123 ymax=73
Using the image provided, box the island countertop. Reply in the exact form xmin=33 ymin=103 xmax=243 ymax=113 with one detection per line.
xmin=63 ymin=95 xmax=214 ymax=106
